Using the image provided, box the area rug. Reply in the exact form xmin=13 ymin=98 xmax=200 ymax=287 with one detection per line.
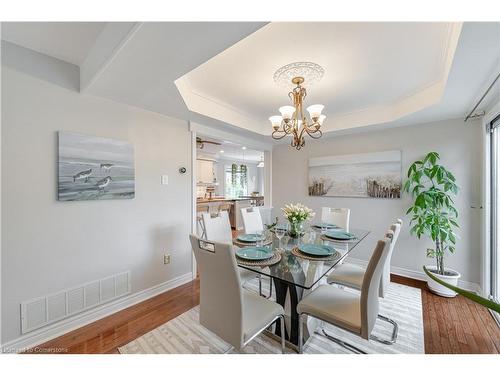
xmin=118 ymin=281 xmax=424 ymax=354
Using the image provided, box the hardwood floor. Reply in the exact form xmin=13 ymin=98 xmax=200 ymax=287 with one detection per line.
xmin=31 ymin=275 xmax=498 ymax=354
xmin=32 ymin=279 xmax=199 ymax=354
xmin=392 ymin=275 xmax=500 ymax=354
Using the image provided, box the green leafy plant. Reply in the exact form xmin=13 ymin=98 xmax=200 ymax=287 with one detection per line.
xmin=240 ymin=164 xmax=247 ymax=187
xmin=265 ymin=217 xmax=279 ymax=230
xmin=231 ymin=163 xmax=238 ymax=186
xmin=403 ymin=152 xmax=459 ymax=276
xmin=423 ymin=266 xmax=500 ymax=313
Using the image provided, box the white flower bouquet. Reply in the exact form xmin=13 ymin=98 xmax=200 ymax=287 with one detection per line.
xmin=282 ymin=203 xmax=315 ymax=237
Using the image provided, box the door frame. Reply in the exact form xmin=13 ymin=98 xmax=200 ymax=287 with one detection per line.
xmin=188 ymin=121 xmax=273 ymax=278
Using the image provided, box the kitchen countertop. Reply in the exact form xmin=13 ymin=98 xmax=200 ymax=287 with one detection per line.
xmin=197 ymin=196 xmax=263 ymax=204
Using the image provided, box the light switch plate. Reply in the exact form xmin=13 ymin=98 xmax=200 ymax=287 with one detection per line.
xmin=161 ymin=175 xmax=169 ymax=185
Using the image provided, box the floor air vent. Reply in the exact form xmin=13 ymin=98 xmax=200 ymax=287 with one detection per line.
xmin=21 ymin=271 xmax=131 ymax=334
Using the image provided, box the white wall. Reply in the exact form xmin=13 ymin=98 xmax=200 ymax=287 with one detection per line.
xmin=272 ymin=119 xmax=483 ymax=286
xmin=1 ymin=67 xmax=193 ymax=344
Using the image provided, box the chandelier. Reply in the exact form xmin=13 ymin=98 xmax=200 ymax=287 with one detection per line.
xmin=269 ymin=62 xmax=325 ymax=150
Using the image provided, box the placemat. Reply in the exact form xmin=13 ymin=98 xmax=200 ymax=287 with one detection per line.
xmin=233 ymin=238 xmax=273 ymax=247
xmin=291 ymin=246 xmax=342 ymax=262
xmin=320 ymin=235 xmax=358 ymax=243
xmin=236 ymin=251 xmax=282 ymax=268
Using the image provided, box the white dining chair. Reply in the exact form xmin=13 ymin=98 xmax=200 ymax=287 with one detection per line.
xmin=327 ymin=219 xmax=402 ymax=299
xmin=321 ymin=207 xmax=350 ymax=231
xmin=202 ymin=211 xmax=269 ymax=297
xmin=202 ymin=211 xmax=233 ymax=244
xmin=190 ymin=235 xmax=285 ymax=353
xmin=298 ymin=235 xmax=396 ymax=354
xmin=240 ymin=207 xmax=264 ymax=234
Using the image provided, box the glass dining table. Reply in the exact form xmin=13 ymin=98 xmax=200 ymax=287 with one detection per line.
xmin=234 ymin=226 xmax=370 ymax=346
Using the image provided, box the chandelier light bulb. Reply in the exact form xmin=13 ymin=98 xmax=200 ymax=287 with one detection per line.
xmin=279 ymin=105 xmax=296 ymax=121
xmin=306 ymin=104 xmax=324 ymax=121
xmin=317 ymin=114 xmax=326 ymax=126
xmin=269 ymin=115 xmax=283 ymax=130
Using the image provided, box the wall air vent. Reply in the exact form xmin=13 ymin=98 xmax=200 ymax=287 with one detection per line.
xmin=20 ymin=271 xmax=131 ymax=334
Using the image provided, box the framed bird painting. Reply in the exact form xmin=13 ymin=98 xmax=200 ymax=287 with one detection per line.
xmin=57 ymin=132 xmax=135 ymax=201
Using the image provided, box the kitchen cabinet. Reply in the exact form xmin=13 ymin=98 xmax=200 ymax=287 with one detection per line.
xmin=197 ymin=159 xmax=217 ymax=184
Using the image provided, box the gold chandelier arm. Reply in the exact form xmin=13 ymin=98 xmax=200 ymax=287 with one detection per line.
xmin=270 ymin=74 xmax=323 ymax=150
xmin=272 ymin=129 xmax=289 ymax=140
xmin=304 ymin=123 xmax=323 ymax=136
xmin=306 ymin=128 xmax=323 ymax=139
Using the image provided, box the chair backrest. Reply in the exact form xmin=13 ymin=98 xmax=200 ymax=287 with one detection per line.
xmin=197 ymin=205 xmax=209 ymax=214
xmin=257 ymin=206 xmax=273 ymax=226
xmin=379 ymin=219 xmax=402 ymax=297
xmin=359 ymin=235 xmax=392 ymax=339
xmin=189 ymin=235 xmax=243 ymax=348
xmin=202 ymin=211 xmax=233 ymax=244
xmin=321 ymin=207 xmax=350 ymax=231
xmin=240 ymin=207 xmax=264 ymax=234
xmin=218 ymin=203 xmax=232 ymax=213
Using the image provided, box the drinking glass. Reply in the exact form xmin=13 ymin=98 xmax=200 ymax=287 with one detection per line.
xmin=275 ymin=227 xmax=286 ymax=250
xmin=321 ymin=223 xmax=328 ymax=235
xmin=257 ymin=229 xmax=267 ymax=247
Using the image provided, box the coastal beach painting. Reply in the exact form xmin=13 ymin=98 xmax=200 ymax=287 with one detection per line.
xmin=308 ymin=150 xmax=402 ymax=199
xmin=58 ymin=132 xmax=135 ymax=201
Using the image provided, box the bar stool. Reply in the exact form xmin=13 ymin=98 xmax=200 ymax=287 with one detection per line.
xmin=218 ymin=202 xmax=232 ymax=213
xmin=197 ymin=205 xmax=209 ymax=238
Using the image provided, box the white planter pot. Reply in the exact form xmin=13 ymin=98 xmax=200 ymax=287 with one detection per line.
xmin=425 ymin=265 xmax=461 ymax=298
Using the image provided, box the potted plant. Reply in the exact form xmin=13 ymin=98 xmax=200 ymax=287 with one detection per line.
xmin=403 ymin=152 xmax=460 ymax=297
xmin=282 ymin=203 xmax=315 ymax=238
xmin=231 ymin=163 xmax=238 ymax=186
xmin=240 ymin=164 xmax=247 ymax=187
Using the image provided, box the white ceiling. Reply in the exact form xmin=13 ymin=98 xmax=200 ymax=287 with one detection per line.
xmin=1 ymin=22 xmax=106 ymax=65
xmin=1 ymin=22 xmax=499 ymax=139
xmin=197 ymin=136 xmax=264 ymax=162
xmin=384 ymin=22 xmax=500 ymax=128
xmin=176 ymin=22 xmax=462 ymax=134
xmin=83 ymin=22 xmax=267 ymax=121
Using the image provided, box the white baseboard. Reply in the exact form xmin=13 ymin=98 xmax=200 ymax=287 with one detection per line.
xmin=1 ymin=272 xmax=194 ymax=353
xmin=345 ymin=258 xmax=482 ymax=294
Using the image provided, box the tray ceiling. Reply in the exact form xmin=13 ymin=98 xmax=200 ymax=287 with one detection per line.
xmin=176 ymin=22 xmax=462 ymax=135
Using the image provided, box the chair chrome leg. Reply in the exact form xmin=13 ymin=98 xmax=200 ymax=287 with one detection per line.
xmin=321 ymin=329 xmax=367 ymax=354
xmin=298 ymin=314 xmax=305 ymax=354
xmin=280 ymin=315 xmax=286 ymax=354
xmin=257 ymin=275 xmax=272 ymax=299
xmin=370 ymin=314 xmax=398 ymax=345
xmin=300 ymin=313 xmax=366 ymax=354
xmin=258 ymin=275 xmax=262 ymax=296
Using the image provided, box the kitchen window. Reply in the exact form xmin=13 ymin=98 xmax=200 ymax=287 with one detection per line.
xmin=224 ymin=168 xmax=248 ymax=198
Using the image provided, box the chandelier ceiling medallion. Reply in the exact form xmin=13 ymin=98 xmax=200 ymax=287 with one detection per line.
xmin=269 ymin=62 xmax=325 ymax=150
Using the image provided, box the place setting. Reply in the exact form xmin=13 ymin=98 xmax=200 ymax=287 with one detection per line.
xmin=234 ymin=245 xmax=282 ymax=267
xmin=291 ymin=242 xmax=342 ymax=262
xmin=320 ymin=228 xmax=359 ymax=243
xmin=233 ymin=232 xmax=272 ymax=247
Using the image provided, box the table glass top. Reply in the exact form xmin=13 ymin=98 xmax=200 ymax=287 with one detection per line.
xmin=234 ymin=226 xmax=370 ymax=290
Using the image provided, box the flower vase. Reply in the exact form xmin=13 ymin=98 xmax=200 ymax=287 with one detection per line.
xmin=288 ymin=220 xmax=305 ymax=238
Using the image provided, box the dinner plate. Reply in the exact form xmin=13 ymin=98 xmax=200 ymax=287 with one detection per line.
xmin=324 ymin=229 xmax=356 ymax=240
xmin=298 ymin=244 xmax=335 ymax=257
xmin=236 ymin=247 xmax=273 ymax=260
xmin=237 ymin=233 xmax=264 ymax=243
xmin=311 ymin=223 xmax=339 ymax=229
